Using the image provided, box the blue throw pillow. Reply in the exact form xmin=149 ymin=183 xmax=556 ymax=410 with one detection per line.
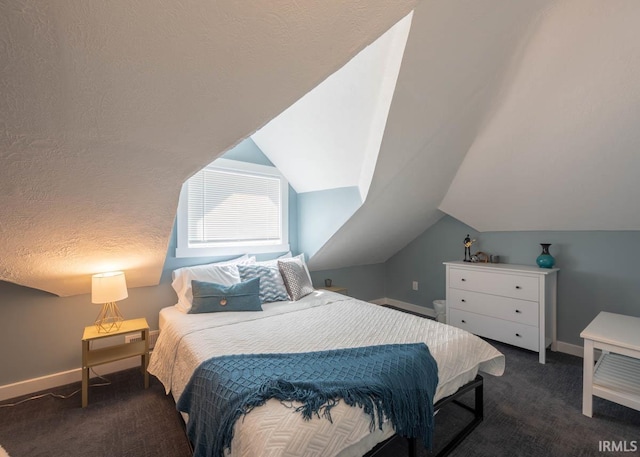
xmin=189 ymin=278 xmax=262 ymax=314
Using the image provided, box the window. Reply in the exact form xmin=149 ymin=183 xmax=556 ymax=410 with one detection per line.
xmin=176 ymin=158 xmax=289 ymax=258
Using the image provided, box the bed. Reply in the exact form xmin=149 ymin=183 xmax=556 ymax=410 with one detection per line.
xmin=148 ymin=289 xmax=505 ymax=457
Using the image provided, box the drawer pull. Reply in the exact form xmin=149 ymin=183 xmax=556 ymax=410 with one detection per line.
xmin=461 ymin=278 xmax=466 ymax=282
xmin=515 ymin=309 xmax=522 ymax=313
xmin=461 ymin=319 xmax=466 ymax=324
xmin=515 ymin=285 xmax=522 ymax=289
xmin=515 ymin=333 xmax=522 ymax=337
xmin=461 ymin=299 xmax=466 ymax=303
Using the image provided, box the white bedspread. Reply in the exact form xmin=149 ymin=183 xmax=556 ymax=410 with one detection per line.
xmin=148 ymin=291 xmax=504 ymax=457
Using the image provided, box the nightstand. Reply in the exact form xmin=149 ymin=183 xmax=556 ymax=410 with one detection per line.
xmin=81 ymin=317 xmax=150 ymax=407
xmin=581 ymin=312 xmax=640 ymax=417
xmin=321 ymin=286 xmax=348 ymax=295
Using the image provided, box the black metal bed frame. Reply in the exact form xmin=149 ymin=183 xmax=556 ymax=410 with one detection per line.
xmin=180 ymin=374 xmax=484 ymax=457
xmin=364 ymin=374 xmax=484 ymax=457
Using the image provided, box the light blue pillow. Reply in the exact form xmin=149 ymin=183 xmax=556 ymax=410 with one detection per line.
xmin=189 ymin=278 xmax=262 ymax=314
xmin=237 ymin=264 xmax=289 ymax=303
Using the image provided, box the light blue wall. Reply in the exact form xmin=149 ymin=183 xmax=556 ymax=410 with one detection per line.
xmin=310 ymin=263 xmax=386 ymax=301
xmin=297 ymin=186 xmax=362 ymax=260
xmin=385 ymin=215 xmax=473 ymax=307
xmin=385 ymin=214 xmax=640 ymax=346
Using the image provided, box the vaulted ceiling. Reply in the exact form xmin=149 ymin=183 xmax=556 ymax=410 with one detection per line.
xmin=439 ymin=0 xmax=640 ymax=231
xmin=252 ymin=12 xmax=413 ymax=201
xmin=0 ymin=0 xmax=418 ymax=296
xmin=2 ymin=0 xmax=640 ymax=295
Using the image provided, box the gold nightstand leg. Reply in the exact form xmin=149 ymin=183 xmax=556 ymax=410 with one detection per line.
xmin=81 ymin=340 xmax=89 ymax=407
xmin=142 ymin=328 xmax=149 ymax=388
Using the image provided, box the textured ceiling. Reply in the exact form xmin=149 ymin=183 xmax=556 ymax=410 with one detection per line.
xmin=0 ymin=0 xmax=418 ymax=296
xmin=4 ymin=0 xmax=640 ymax=294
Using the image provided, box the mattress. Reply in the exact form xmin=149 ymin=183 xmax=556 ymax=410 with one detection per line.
xmin=149 ymin=290 xmax=505 ymax=457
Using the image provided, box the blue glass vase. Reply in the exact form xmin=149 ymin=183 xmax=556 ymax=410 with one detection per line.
xmin=536 ymin=243 xmax=555 ymax=269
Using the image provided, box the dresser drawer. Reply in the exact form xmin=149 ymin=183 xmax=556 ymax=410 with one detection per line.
xmin=449 ymin=309 xmax=539 ymax=352
xmin=449 ymin=268 xmax=539 ymax=302
xmin=448 ymin=289 xmax=538 ymax=326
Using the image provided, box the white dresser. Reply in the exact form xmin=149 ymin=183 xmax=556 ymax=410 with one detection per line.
xmin=444 ymin=261 xmax=558 ymax=364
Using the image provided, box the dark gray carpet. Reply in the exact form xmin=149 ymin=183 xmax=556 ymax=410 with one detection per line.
xmin=388 ymin=341 xmax=640 ymax=457
xmin=1 ymin=342 xmax=639 ymax=457
xmin=0 ymin=370 xmax=191 ymax=457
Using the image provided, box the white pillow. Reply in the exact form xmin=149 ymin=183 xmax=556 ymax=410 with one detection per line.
xmin=172 ymin=254 xmax=251 ymax=290
xmin=253 ymin=251 xmax=292 ymax=268
xmin=171 ymin=255 xmax=255 ymax=312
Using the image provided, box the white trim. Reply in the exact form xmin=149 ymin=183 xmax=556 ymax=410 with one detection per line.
xmin=369 ymin=297 xmax=436 ymax=318
xmin=176 ymin=158 xmax=289 ymax=258
xmin=0 ymin=357 xmax=140 ymax=402
xmin=555 ymin=340 xmax=600 ymax=359
xmin=555 ymin=341 xmax=583 ymax=358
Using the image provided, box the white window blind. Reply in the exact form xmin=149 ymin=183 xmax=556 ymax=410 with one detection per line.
xmin=187 ymin=168 xmax=281 ymax=246
xmin=176 ymin=158 xmax=289 ymax=258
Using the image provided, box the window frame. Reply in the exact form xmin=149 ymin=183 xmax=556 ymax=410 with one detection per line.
xmin=176 ymin=158 xmax=289 ymax=258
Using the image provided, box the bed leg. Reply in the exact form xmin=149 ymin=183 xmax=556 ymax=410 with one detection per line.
xmin=434 ymin=375 xmax=484 ymax=457
xmin=408 ymin=437 xmax=417 ymax=457
xmin=476 ymin=375 xmax=484 ymax=421
xmin=364 ymin=376 xmax=485 ymax=457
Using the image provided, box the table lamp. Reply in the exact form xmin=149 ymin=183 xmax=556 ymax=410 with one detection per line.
xmin=92 ymin=271 xmax=128 ymax=333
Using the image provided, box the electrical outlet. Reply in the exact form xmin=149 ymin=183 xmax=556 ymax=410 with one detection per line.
xmin=412 ymin=281 xmax=418 ymax=291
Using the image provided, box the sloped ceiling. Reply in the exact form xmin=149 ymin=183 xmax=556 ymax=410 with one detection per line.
xmin=0 ymin=0 xmax=418 ymax=296
xmin=440 ymin=0 xmax=640 ymax=231
xmin=309 ymin=0 xmax=557 ymax=270
xmin=252 ymin=12 xmax=413 ymax=200
xmin=311 ymin=0 xmax=640 ymax=271
xmin=4 ymin=0 xmax=640 ymax=294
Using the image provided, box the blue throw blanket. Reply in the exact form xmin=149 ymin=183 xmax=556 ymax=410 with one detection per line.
xmin=177 ymin=343 xmax=439 ymax=457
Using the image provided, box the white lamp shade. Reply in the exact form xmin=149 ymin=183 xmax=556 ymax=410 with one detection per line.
xmin=91 ymin=271 xmax=128 ymax=304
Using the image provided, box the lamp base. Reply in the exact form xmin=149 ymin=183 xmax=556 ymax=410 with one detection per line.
xmin=95 ymin=302 xmax=124 ymax=333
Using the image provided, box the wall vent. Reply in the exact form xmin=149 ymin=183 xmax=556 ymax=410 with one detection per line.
xmin=125 ymin=329 xmax=160 ymax=349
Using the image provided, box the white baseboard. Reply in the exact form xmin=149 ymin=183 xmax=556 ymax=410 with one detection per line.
xmin=555 ymin=340 xmax=590 ymax=358
xmin=0 ymin=357 xmax=141 ymax=402
xmin=369 ymin=297 xmax=437 ymax=318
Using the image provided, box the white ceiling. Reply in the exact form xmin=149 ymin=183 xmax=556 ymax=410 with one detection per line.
xmin=0 ymin=0 xmax=418 ymax=296
xmin=439 ymin=0 xmax=640 ymax=231
xmin=3 ymin=0 xmax=640 ymax=295
xmin=251 ymin=12 xmax=413 ymax=199
xmin=309 ymin=0 xmax=557 ymax=270
xmin=313 ymin=0 xmax=640 ymax=271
